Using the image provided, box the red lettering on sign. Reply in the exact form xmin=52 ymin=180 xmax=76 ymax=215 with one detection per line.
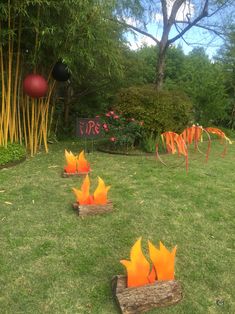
xmin=79 ymin=121 xmax=85 ymax=135
xmin=95 ymin=123 xmax=100 ymax=135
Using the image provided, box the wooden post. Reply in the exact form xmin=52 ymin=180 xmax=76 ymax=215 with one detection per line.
xmin=112 ymin=275 xmax=182 ymax=314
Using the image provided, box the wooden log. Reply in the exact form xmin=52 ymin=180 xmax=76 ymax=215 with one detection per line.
xmin=112 ymin=275 xmax=183 ymax=314
xmin=72 ymin=201 xmax=113 ymax=216
xmin=61 ymin=170 xmax=89 ymax=178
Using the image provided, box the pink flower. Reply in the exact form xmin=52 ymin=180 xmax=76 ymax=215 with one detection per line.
xmin=95 ymin=115 xmax=100 ymax=118
xmin=106 ymin=113 xmax=111 ymax=117
xmin=114 ymin=115 xmax=119 ymax=119
xmin=102 ymin=123 xmax=109 ymax=131
xmin=109 ymin=137 xmax=116 ymax=142
xmin=110 ymin=111 xmax=114 ymax=115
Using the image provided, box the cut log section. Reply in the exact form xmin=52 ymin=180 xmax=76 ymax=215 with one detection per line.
xmin=112 ymin=275 xmax=183 ymax=314
xmin=62 ymin=171 xmax=90 ymax=178
xmin=72 ymin=201 xmax=113 ymax=216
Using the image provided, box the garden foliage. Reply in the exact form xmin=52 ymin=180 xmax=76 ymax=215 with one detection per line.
xmin=100 ymin=111 xmax=143 ymax=151
xmin=0 ymin=143 xmax=26 ymax=166
xmin=113 ymin=85 xmax=192 ymax=136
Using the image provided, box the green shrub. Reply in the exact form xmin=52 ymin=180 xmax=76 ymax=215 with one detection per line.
xmin=113 ymin=85 xmax=193 ymax=135
xmin=0 ymin=143 xmax=26 ymax=166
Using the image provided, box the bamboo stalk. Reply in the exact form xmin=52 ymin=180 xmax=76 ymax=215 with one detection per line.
xmin=34 ymin=98 xmax=41 ymax=155
xmin=31 ymin=98 xmax=35 ymax=156
xmin=17 ymin=71 xmax=23 ymax=144
xmin=22 ymin=97 xmax=28 ymax=148
xmin=4 ymin=0 xmax=13 ymax=147
xmin=11 ymin=15 xmax=22 ymax=143
xmin=0 ymin=43 xmax=6 ymax=146
xmin=26 ymin=96 xmax=32 ymax=153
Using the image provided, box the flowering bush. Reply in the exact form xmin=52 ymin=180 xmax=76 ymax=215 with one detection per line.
xmin=100 ymin=110 xmax=144 ymax=150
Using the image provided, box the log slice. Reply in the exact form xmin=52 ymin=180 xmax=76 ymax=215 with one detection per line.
xmin=112 ymin=275 xmax=182 ymax=314
xmin=72 ymin=201 xmax=113 ymax=216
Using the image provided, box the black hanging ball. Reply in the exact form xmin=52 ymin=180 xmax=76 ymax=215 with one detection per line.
xmin=52 ymin=61 xmax=70 ymax=81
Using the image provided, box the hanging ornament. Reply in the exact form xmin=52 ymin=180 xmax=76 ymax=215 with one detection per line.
xmin=52 ymin=61 xmax=70 ymax=81
xmin=23 ymin=74 xmax=48 ymax=98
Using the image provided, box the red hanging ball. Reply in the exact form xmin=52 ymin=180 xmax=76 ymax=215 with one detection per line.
xmin=23 ymin=74 xmax=48 ymax=98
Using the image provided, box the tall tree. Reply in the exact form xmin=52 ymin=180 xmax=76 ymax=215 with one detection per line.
xmin=180 ymin=47 xmax=228 ymax=125
xmin=217 ymin=25 xmax=235 ymax=128
xmin=111 ymin=0 xmax=235 ymax=90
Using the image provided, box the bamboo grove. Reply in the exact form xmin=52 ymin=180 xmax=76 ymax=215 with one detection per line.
xmin=0 ymin=1 xmax=55 ymax=156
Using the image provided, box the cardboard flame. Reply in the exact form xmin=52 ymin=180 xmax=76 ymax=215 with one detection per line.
xmin=148 ymin=240 xmax=177 ymax=281
xmin=121 ymin=238 xmax=177 ymax=288
xmin=64 ymin=150 xmax=77 ymax=173
xmin=64 ymin=150 xmax=90 ymax=173
xmin=72 ymin=175 xmax=111 ymax=205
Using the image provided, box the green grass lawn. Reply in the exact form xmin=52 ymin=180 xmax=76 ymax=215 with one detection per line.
xmin=0 ymin=140 xmax=234 ymax=314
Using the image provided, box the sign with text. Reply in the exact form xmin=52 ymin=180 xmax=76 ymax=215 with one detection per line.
xmin=76 ymin=118 xmax=101 ymax=138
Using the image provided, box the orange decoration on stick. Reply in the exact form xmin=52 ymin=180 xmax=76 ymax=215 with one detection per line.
xmin=120 ymin=238 xmax=177 ymax=288
xmin=72 ymin=175 xmax=111 ymax=205
xmin=157 ymin=125 xmax=232 ymax=171
xmin=158 ymin=132 xmax=188 ymax=171
xmin=64 ymin=150 xmax=90 ymax=173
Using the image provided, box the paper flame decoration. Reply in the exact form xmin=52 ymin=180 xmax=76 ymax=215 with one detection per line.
xmin=72 ymin=175 xmax=111 ymax=205
xmin=157 ymin=125 xmax=232 ymax=171
xmin=120 ymin=238 xmax=177 ymax=288
xmin=64 ymin=150 xmax=90 ymax=173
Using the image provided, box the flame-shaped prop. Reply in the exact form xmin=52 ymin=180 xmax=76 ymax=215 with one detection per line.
xmin=120 ymin=238 xmax=177 ymax=288
xmin=72 ymin=175 xmax=111 ymax=205
xmin=157 ymin=132 xmax=188 ymax=172
xmin=205 ymin=127 xmax=232 ymax=157
xmin=64 ymin=150 xmax=90 ymax=174
xmin=157 ymin=126 xmax=232 ymax=171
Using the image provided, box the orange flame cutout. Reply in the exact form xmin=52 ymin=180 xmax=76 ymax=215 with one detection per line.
xmin=93 ymin=177 xmax=111 ymax=205
xmin=77 ymin=151 xmax=90 ymax=172
xmin=120 ymin=238 xmax=177 ymax=288
xmin=72 ymin=175 xmax=94 ymax=205
xmin=148 ymin=241 xmax=177 ymax=281
xmin=64 ymin=150 xmax=90 ymax=173
xmin=72 ymin=175 xmax=110 ymax=205
xmin=64 ymin=150 xmax=77 ymax=173
xmin=120 ymin=238 xmax=154 ymax=288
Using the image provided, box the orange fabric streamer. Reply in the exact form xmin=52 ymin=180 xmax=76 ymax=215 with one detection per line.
xmin=205 ymin=127 xmax=232 ymax=144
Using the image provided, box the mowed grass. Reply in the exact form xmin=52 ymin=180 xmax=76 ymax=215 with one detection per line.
xmin=0 ymin=140 xmax=234 ymax=314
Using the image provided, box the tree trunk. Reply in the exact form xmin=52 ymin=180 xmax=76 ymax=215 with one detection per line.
xmin=155 ymin=43 xmax=168 ymax=91
xmin=64 ymin=99 xmax=70 ymax=128
xmin=63 ymin=84 xmax=73 ymax=128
